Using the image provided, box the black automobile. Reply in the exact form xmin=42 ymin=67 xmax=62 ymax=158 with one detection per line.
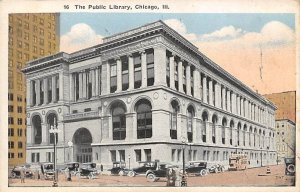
xmin=284 ymin=157 xmax=295 ymax=176
xmin=76 ymin=163 xmax=99 ymax=179
xmin=65 ymin=162 xmax=80 ymax=176
xmin=128 ymin=161 xmax=158 ymax=177
xmin=41 ymin=163 xmax=55 ymax=180
xmin=185 ymin=161 xmax=208 ymax=176
xmin=109 ymin=162 xmax=129 ymax=176
xmin=10 ymin=164 xmax=33 ymax=179
xmin=145 ymin=163 xmax=176 ymax=182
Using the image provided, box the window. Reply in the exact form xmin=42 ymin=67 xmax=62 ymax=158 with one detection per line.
xmin=8 ymin=117 xmax=14 ymax=125
xmin=17 ymin=95 xmax=22 ymax=102
xmin=172 ymin=149 xmax=176 ymax=162
xmin=170 ymin=100 xmax=179 ymax=139
xmin=8 ymin=105 xmax=13 ymax=112
xmin=39 ymin=38 xmax=44 ymax=46
xmin=17 ymin=118 xmax=22 ymax=125
xmin=121 ymin=56 xmax=129 ymax=91
xmin=8 ymin=128 xmax=14 ymax=136
xmin=146 ymin=49 xmax=154 ymax=86
xmin=187 ymin=106 xmax=195 ymax=143
xmin=112 ymin=102 xmax=126 ymax=140
xmin=212 ymin=115 xmax=217 ymax=144
xmin=135 ymin=149 xmax=141 ymax=162
xmin=136 ymin=99 xmax=152 ymax=139
xmin=18 ymin=153 xmax=23 ymax=158
xmin=133 ymin=53 xmax=142 ymax=89
xmin=31 ymin=153 xmax=40 ymax=163
xmin=222 ymin=118 xmax=227 ymax=144
xmin=17 ymin=128 xmax=23 ymax=136
xmin=8 ymin=141 xmax=14 ymax=149
xmin=18 ymin=142 xmax=23 ymax=149
xmin=8 ymin=153 xmax=14 ymax=159
xmin=144 ymin=149 xmax=151 ymax=162
xmin=8 ymin=93 xmax=13 ymax=101
xmin=110 ymin=62 xmax=117 ymax=93
xmin=17 ymin=106 xmax=22 ymax=113
xmin=118 ymin=150 xmax=125 ymax=162
xmin=84 ymin=108 xmax=91 ymax=112
xmin=39 ymin=28 xmax=44 ymax=35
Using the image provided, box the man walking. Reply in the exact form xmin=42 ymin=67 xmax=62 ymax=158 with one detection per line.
xmin=20 ymin=166 xmax=25 ymax=183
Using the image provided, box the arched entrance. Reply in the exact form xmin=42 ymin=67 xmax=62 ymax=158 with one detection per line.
xmin=73 ymin=128 xmax=93 ymax=163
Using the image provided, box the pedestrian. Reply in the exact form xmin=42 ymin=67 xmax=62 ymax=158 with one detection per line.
xmin=20 ymin=167 xmax=25 ymax=183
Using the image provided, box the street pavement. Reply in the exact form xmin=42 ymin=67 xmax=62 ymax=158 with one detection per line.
xmin=8 ymin=164 xmax=295 ymax=187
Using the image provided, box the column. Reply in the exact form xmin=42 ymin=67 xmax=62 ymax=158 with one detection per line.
xmin=52 ymin=75 xmax=57 ymax=102
xmin=208 ymin=79 xmax=213 ymax=105
xmin=154 ymin=46 xmax=167 ymax=86
xmin=95 ymin=67 xmax=99 ymax=95
xmin=206 ymin=122 xmax=212 ymax=144
xmin=214 ymin=83 xmax=220 ymax=108
xmin=227 ymin=90 xmax=231 ymax=112
xmin=141 ymin=51 xmax=147 ymax=88
xmin=91 ymin=68 xmax=96 ymax=97
xmin=128 ymin=55 xmax=134 ymax=90
xmin=186 ymin=64 xmax=191 ymax=96
xmin=59 ymin=72 xmax=64 ymax=101
xmin=36 ymin=79 xmax=40 ymax=105
xmin=193 ymin=69 xmax=200 ymax=99
xmin=232 ymin=93 xmax=237 ymax=114
xmin=248 ymin=101 xmax=251 ymax=119
xmin=241 ymin=97 xmax=244 ymax=117
xmin=78 ymin=71 xmax=83 ymax=99
xmin=43 ymin=78 xmax=48 ymax=104
xmin=169 ymin=55 xmax=175 ymax=89
xmin=178 ymin=60 xmax=183 ymax=92
xmin=222 ymin=87 xmax=226 ymax=110
xmin=26 ymin=80 xmax=31 ymax=107
xmin=69 ymin=74 xmax=74 ymax=101
xmin=116 ymin=58 xmax=122 ymax=92
xmin=202 ymin=76 xmax=207 ymax=103
xmin=82 ymin=71 xmax=87 ymax=99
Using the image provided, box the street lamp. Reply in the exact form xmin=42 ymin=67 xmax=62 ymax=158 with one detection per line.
xmin=67 ymin=141 xmax=73 ymax=181
xmin=181 ymin=136 xmax=188 ymax=187
xmin=49 ymin=117 xmax=60 ymax=187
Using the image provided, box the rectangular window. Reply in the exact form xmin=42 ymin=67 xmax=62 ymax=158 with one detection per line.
xmin=8 ymin=128 xmax=14 ymax=136
xmin=118 ymin=150 xmax=125 ymax=162
xmin=8 ymin=117 xmax=14 ymax=125
xmin=18 ymin=153 xmax=23 ymax=158
xmin=144 ymin=149 xmax=151 ymax=162
xmin=8 ymin=141 xmax=14 ymax=149
xmin=18 ymin=141 xmax=23 ymax=149
xmin=122 ymin=57 xmax=129 ymax=91
xmin=172 ymin=149 xmax=176 ymax=162
xmin=17 ymin=128 xmax=23 ymax=136
xmin=133 ymin=53 xmax=142 ymax=88
xmin=135 ymin=149 xmax=141 ymax=162
xmin=17 ymin=118 xmax=22 ymax=125
xmin=8 ymin=93 xmax=14 ymax=101
xmin=17 ymin=106 xmax=22 ymax=113
xmin=110 ymin=63 xmax=117 ymax=93
xmin=8 ymin=153 xmax=14 ymax=159
xmin=146 ymin=50 xmax=154 ymax=86
xmin=8 ymin=105 xmax=13 ymax=112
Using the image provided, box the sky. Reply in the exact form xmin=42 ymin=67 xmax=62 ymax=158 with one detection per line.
xmin=59 ymin=13 xmax=296 ymax=95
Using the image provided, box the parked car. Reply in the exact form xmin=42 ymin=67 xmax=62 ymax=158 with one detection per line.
xmin=228 ymin=154 xmax=248 ymax=171
xmin=207 ymin=164 xmax=225 ymax=173
xmin=65 ymin=162 xmax=80 ymax=176
xmin=10 ymin=164 xmax=33 ymax=179
xmin=145 ymin=162 xmax=176 ymax=182
xmin=284 ymin=157 xmax=295 ymax=176
xmin=109 ymin=161 xmax=129 ymax=176
xmin=128 ymin=161 xmax=158 ymax=177
xmin=40 ymin=163 xmax=55 ymax=180
xmin=76 ymin=163 xmax=98 ymax=179
xmin=185 ymin=161 xmax=208 ymax=176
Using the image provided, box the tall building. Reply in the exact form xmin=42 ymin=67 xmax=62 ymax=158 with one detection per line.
xmin=8 ymin=13 xmax=60 ymax=167
xmin=264 ymin=91 xmax=296 ymax=123
xmin=275 ymin=119 xmax=295 ymax=164
xmin=22 ymin=21 xmax=277 ymax=169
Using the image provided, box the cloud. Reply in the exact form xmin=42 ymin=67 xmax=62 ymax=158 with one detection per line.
xmin=164 ymin=19 xmax=198 ymax=42
xmin=60 ymin=23 xmax=103 ymax=53
xmin=200 ymin=25 xmax=246 ymax=41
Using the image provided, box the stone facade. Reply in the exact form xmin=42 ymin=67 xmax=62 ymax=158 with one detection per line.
xmin=23 ymin=21 xmax=277 ymax=169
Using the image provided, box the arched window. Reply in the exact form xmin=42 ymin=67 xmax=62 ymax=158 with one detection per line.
xmin=32 ymin=115 xmax=42 ymax=144
xmin=47 ymin=113 xmax=58 ymax=144
xmin=187 ymin=105 xmax=195 ymax=143
xmin=249 ymin=127 xmax=253 ymax=146
xmin=243 ymin=125 xmax=247 ymax=146
xmin=259 ymin=129 xmax=262 ymax=147
xmin=254 ymin=128 xmax=257 ymax=147
xmin=170 ymin=100 xmax=179 ymax=139
xmin=222 ymin=118 xmax=227 ymax=144
xmin=202 ymin=111 xmax=208 ymax=142
xmin=230 ymin=120 xmax=234 ymax=145
xmin=112 ymin=102 xmax=126 ymax=140
xmin=136 ymin=99 xmax=152 ymax=139
xmin=237 ymin=123 xmax=241 ymax=146
xmin=212 ymin=115 xmax=218 ymax=144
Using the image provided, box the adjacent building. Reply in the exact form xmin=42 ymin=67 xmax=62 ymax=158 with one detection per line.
xmin=22 ymin=20 xmax=277 ymax=169
xmin=8 ymin=13 xmax=60 ymax=167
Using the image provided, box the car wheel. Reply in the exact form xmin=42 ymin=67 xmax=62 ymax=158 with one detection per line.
xmin=220 ymin=166 xmax=225 ymax=172
xmin=11 ymin=172 xmax=16 ymax=178
xmin=88 ymin=173 xmax=93 ymax=179
xmin=76 ymin=172 xmax=81 ymax=179
xmin=147 ymin=173 xmax=156 ymax=182
xmin=128 ymin=171 xmax=135 ymax=177
xmin=119 ymin=170 xmax=124 ymax=176
xmin=200 ymin=169 xmax=207 ymax=176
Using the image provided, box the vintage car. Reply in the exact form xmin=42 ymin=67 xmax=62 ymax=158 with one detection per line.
xmin=65 ymin=162 xmax=80 ymax=176
xmin=76 ymin=163 xmax=98 ymax=179
xmin=145 ymin=162 xmax=177 ymax=182
xmin=10 ymin=164 xmax=33 ymax=179
xmin=228 ymin=154 xmax=248 ymax=171
xmin=127 ymin=161 xmax=158 ymax=177
xmin=185 ymin=161 xmax=208 ymax=176
xmin=284 ymin=157 xmax=295 ymax=176
xmin=41 ymin=163 xmax=55 ymax=180
xmin=109 ymin=161 xmax=129 ymax=176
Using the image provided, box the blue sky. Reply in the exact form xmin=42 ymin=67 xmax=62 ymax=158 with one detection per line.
xmin=60 ymin=13 xmax=295 ymax=36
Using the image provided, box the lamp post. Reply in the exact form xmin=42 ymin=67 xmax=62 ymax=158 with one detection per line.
xmin=181 ymin=137 xmax=188 ymax=187
xmin=260 ymin=147 xmax=263 ymax=167
xmin=67 ymin=141 xmax=73 ymax=181
xmin=49 ymin=117 xmax=60 ymax=187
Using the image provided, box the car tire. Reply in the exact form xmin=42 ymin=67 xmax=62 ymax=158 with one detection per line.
xmin=88 ymin=173 xmax=93 ymax=179
xmin=220 ymin=166 xmax=225 ymax=172
xmin=200 ymin=169 xmax=207 ymax=176
xmin=287 ymin=164 xmax=295 ymax=173
xmin=147 ymin=173 xmax=156 ymax=182
xmin=11 ymin=172 xmax=16 ymax=178
xmin=119 ymin=170 xmax=124 ymax=176
xmin=128 ymin=171 xmax=135 ymax=177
